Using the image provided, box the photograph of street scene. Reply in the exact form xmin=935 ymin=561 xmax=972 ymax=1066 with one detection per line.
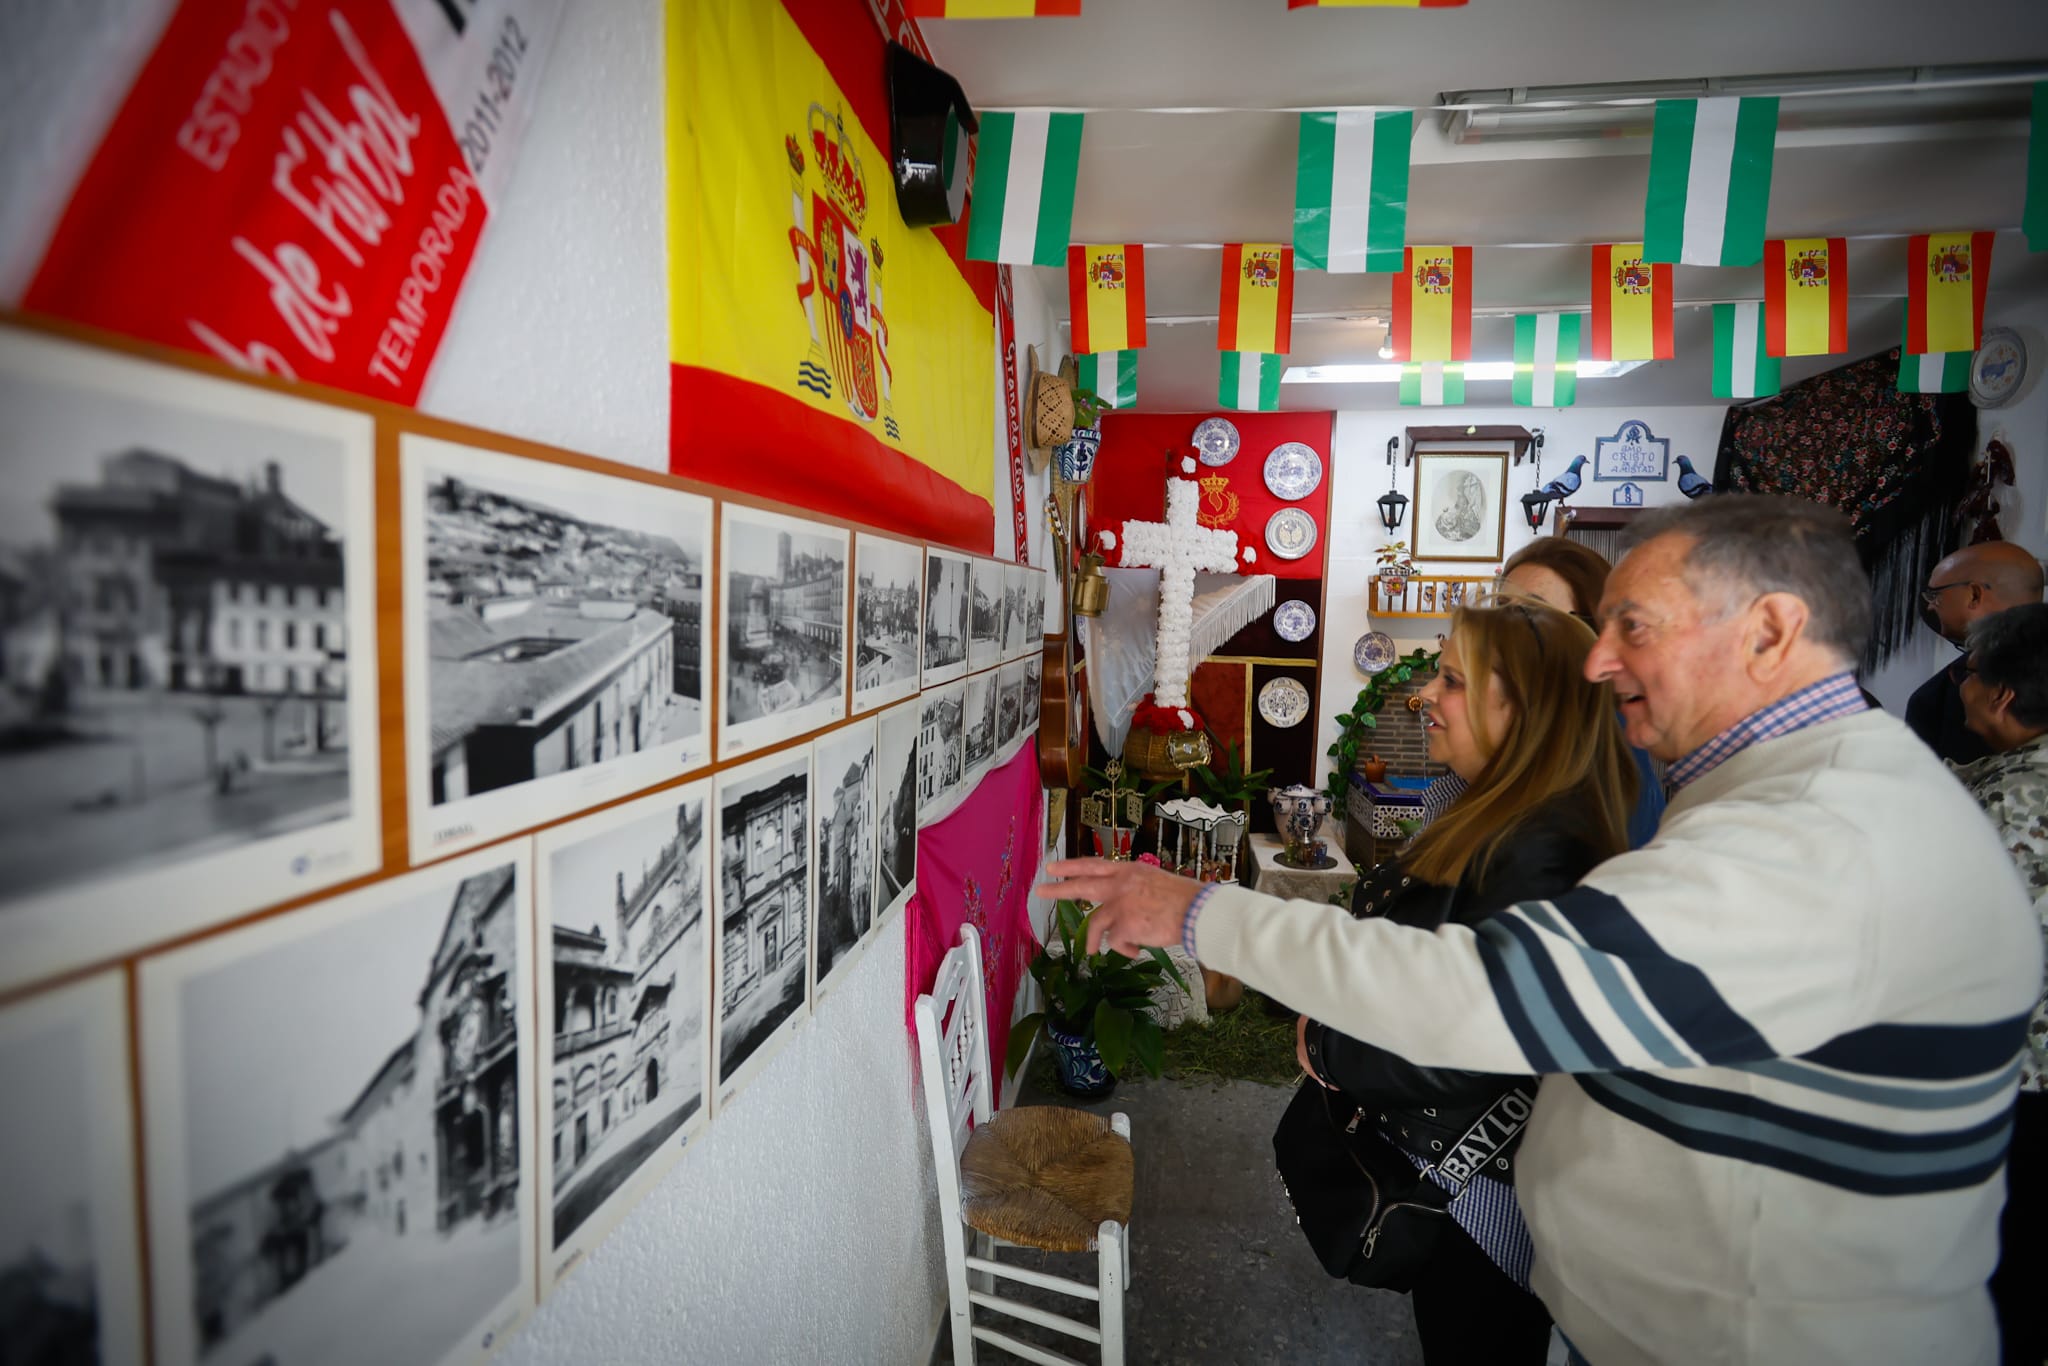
xmin=922 ymin=551 xmax=968 ymax=687
xmin=721 ymin=508 xmax=847 ymax=758
xmin=812 ymin=720 xmax=876 ymax=995
xmin=917 ymin=683 xmax=963 ymax=822
xmin=996 ymin=664 xmax=1024 ymax=757
xmin=963 ymin=672 xmax=995 ymax=779
xmin=968 ymin=560 xmax=1004 ymax=672
xmin=1001 ymin=563 xmax=1030 ymax=661
xmin=416 ymin=450 xmax=708 ymax=824
xmin=852 ymin=534 xmax=920 ymax=713
xmin=715 ymin=751 xmax=811 ymax=1096
xmin=1023 ymin=654 xmax=1043 ymax=735
xmin=146 ymin=856 xmax=530 ymax=1366
xmin=874 ymin=701 xmax=918 ymax=921
xmin=0 ymin=358 xmax=368 ymax=913
xmin=541 ymin=785 xmax=709 ymax=1266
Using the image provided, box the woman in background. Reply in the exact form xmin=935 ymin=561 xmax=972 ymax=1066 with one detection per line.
xmin=1299 ymin=601 xmax=1637 ymax=1364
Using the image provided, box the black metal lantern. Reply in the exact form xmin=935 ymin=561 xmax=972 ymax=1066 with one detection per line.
xmin=1520 ymin=488 xmax=1556 ymax=531
xmin=1377 ymin=436 xmax=1409 ymax=531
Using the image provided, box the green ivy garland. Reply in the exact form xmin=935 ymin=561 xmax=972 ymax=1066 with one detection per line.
xmin=1324 ymin=648 xmax=1441 ymax=808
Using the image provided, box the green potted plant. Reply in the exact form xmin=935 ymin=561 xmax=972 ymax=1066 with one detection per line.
xmin=1053 ymin=389 xmax=1111 ymax=483
xmin=1007 ymin=900 xmax=1187 ymax=1098
xmin=1189 ymin=739 xmax=1274 ymax=817
xmin=1324 ymin=648 xmax=1441 ymax=811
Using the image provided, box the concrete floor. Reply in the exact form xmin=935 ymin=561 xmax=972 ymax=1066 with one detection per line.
xmin=930 ymin=1074 xmax=1425 ymax=1366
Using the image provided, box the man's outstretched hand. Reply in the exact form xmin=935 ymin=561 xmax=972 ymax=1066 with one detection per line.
xmin=1037 ymin=857 xmax=1205 ymax=957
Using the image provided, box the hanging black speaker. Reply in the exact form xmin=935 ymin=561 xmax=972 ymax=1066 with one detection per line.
xmin=886 ymin=42 xmax=976 ymax=230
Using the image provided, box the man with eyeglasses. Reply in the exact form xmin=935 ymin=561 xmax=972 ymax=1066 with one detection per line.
xmin=1906 ymin=541 xmax=2045 ymax=763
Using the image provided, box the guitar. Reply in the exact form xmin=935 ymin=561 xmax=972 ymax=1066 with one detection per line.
xmin=1038 ymin=488 xmax=1091 ymax=788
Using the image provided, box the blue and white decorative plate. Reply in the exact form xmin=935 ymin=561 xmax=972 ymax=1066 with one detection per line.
xmin=1273 ymin=599 xmax=1317 ymax=642
xmin=1258 ymin=677 xmax=1311 ymax=729
xmin=1263 ymin=442 xmax=1324 ymax=500
xmin=1353 ymin=631 xmax=1397 ymax=675
xmin=1193 ymin=417 xmax=1241 ymax=466
xmin=1264 ymin=507 xmax=1318 ymax=560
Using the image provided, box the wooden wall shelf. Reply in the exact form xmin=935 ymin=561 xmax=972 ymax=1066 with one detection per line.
xmin=1372 ymin=573 xmax=1493 ymax=618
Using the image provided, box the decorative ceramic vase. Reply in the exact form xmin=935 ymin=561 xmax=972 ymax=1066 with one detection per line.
xmin=1266 ymin=784 xmax=1336 ymax=869
xmin=1054 ymin=424 xmax=1103 ymax=483
xmin=1046 ymin=1017 xmax=1117 ymax=1098
xmin=1362 ymin=754 xmax=1389 ymax=783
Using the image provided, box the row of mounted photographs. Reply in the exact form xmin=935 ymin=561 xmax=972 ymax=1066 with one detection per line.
xmin=0 ymin=324 xmax=1048 ymax=994
xmin=3 ymin=679 xmax=1044 ymax=1366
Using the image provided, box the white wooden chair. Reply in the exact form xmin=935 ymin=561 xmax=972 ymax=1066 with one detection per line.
xmin=914 ymin=924 xmax=1133 ymax=1366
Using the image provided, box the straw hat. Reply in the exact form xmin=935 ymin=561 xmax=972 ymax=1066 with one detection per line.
xmin=1025 ymin=348 xmax=1078 ymax=474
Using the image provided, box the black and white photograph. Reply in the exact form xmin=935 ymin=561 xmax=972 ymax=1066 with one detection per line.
xmin=873 ymin=699 xmax=919 ymax=925
xmin=917 ymin=681 xmax=964 ymax=824
xmin=1026 ymin=566 xmax=1048 ymax=649
xmin=0 ymin=972 xmax=146 ymax=1366
xmin=1001 ymin=563 xmax=1031 ymax=662
xmin=921 ymin=549 xmax=969 ymax=687
xmin=0 ymin=327 xmax=381 ymax=992
xmin=535 ymin=779 xmax=712 ymax=1284
xmin=852 ymin=533 xmax=922 ymax=714
xmin=968 ymin=559 xmax=1005 ymax=672
xmin=712 ymin=747 xmax=812 ymax=1106
xmin=718 ymin=505 xmax=849 ymax=761
xmin=963 ymin=671 xmax=996 ymax=781
xmin=1023 ymin=653 xmax=1043 ymax=736
xmin=811 ymin=718 xmax=877 ymax=998
xmin=140 ymin=845 xmax=537 ymax=1366
xmin=1411 ymin=450 xmax=1509 ymax=564
xmin=401 ymin=434 xmax=712 ymax=861
xmin=996 ymin=662 xmax=1025 ymax=759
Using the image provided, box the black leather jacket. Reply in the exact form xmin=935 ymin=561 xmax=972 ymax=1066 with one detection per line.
xmin=1301 ymin=801 xmax=1608 ymax=1181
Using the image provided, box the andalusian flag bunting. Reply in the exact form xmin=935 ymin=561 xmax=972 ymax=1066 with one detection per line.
xmin=1294 ymin=110 xmax=1411 ymax=274
xmin=1218 ymin=244 xmax=1295 ymax=354
xmin=2027 ymin=84 xmax=2047 ymax=251
xmin=1712 ymin=303 xmax=1781 ymax=400
xmin=1067 ymin=245 xmax=1147 ymax=353
xmin=1219 ymin=352 xmax=1283 ymax=411
xmin=1512 ymin=313 xmax=1579 ymax=408
xmin=1399 ymin=363 xmax=1465 ymax=406
xmin=911 ymin=0 xmax=1081 ymax=14
xmin=966 ymin=111 xmax=1084 ymax=267
xmin=1898 ymin=305 xmax=1972 ymax=394
xmin=1288 ymin=0 xmax=1467 ymax=7
xmin=1906 ymin=231 xmax=1995 ymax=355
xmin=1589 ymin=244 xmax=1674 ymax=361
xmin=1389 ymin=246 xmax=1472 ymax=361
xmin=1644 ymin=97 xmax=1778 ymax=267
xmin=1763 ymin=238 xmax=1847 ymax=357
xmin=1075 ymin=350 xmax=1138 ymax=408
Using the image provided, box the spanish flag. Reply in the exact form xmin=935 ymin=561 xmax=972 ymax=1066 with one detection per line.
xmin=1388 ymin=246 xmax=1472 ymax=362
xmin=1588 ymin=244 xmax=1674 ymax=361
xmin=1762 ymin=238 xmax=1846 ymax=358
xmin=1906 ymin=231 xmax=1994 ymax=356
xmin=1288 ymin=0 xmax=1466 ymax=7
xmin=1218 ymin=244 xmax=1294 ymax=354
xmin=911 ymin=0 xmax=1081 ymax=14
xmin=1068 ymin=245 xmax=1147 ymax=353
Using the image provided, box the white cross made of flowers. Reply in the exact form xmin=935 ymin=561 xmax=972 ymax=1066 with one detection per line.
xmin=1098 ymin=458 xmax=1258 ymax=711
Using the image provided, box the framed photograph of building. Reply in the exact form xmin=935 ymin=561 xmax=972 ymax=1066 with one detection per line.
xmin=995 ymin=661 xmax=1025 ymax=761
xmin=962 ymin=670 xmax=996 ymax=784
xmin=717 ymin=505 xmax=849 ymax=762
xmin=1022 ymin=652 xmax=1043 ymax=737
xmin=1028 ymin=567 xmax=1048 ymax=647
xmin=0 ymin=327 xmax=381 ymax=992
xmin=1000 ymin=563 xmax=1030 ymax=662
xmin=851 ymin=533 xmax=922 ymax=715
xmin=873 ymin=699 xmax=918 ymax=927
xmin=1411 ymin=450 xmax=1508 ymax=564
xmin=712 ymin=748 xmax=812 ymax=1108
xmin=811 ymin=718 xmax=877 ymax=1000
xmin=917 ymin=681 xmax=964 ymax=825
xmin=139 ymin=845 xmax=537 ymax=1366
xmin=534 ymin=779 xmax=712 ymax=1287
xmin=968 ymin=559 xmax=1004 ymax=672
xmin=921 ymin=549 xmax=969 ymax=688
xmin=401 ymin=435 xmax=712 ymax=861
xmin=0 ymin=971 xmax=145 ymax=1366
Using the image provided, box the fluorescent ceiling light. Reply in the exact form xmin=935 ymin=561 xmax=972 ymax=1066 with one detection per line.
xmin=1282 ymin=360 xmax=1647 ymax=385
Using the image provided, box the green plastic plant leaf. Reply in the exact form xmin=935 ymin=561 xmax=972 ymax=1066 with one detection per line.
xmin=1129 ymin=1016 xmax=1164 ymax=1078
xmin=1145 ymin=945 xmax=1189 ymax=994
xmin=1094 ymin=1000 xmax=1134 ymax=1076
xmin=1005 ymin=1011 xmax=1045 ymax=1078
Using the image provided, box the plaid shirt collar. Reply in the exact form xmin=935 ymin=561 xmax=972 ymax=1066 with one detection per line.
xmin=1665 ymin=672 xmax=1869 ymax=792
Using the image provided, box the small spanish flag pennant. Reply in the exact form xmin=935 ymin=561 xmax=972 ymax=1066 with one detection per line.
xmin=1763 ymin=238 xmax=1848 ymax=357
xmin=1218 ymin=244 xmax=1294 ymax=355
xmin=1068 ymin=245 xmax=1147 ymax=354
xmin=910 ymin=1 xmax=1082 ymax=16
xmin=1289 ymin=0 xmax=1466 ymax=8
xmin=1389 ymin=246 xmax=1472 ymax=362
xmin=1905 ymin=231 xmax=1994 ymax=355
xmin=1588 ymin=244 xmax=1675 ymax=361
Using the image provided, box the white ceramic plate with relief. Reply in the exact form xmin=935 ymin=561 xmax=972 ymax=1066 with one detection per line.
xmin=1257 ymin=676 xmax=1311 ymax=728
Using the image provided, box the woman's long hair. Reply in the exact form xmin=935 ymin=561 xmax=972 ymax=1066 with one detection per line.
xmin=1402 ymin=600 xmax=1637 ymax=888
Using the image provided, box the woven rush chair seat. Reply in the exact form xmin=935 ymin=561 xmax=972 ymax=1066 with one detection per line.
xmin=958 ymin=1106 xmax=1134 ymax=1253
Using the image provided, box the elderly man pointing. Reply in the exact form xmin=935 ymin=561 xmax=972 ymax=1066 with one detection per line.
xmin=1045 ymin=497 xmax=2037 ymax=1366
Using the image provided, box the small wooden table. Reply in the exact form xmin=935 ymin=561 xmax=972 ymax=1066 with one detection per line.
xmin=1245 ymin=830 xmax=1358 ymax=907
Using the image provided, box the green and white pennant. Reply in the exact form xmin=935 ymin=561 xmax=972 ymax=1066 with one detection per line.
xmin=1294 ymin=110 xmax=1412 ymax=274
xmin=1399 ymin=362 xmax=1464 ymax=407
xmin=1219 ymin=352 xmax=1282 ymax=411
xmin=1512 ymin=313 xmax=1579 ymax=407
xmin=965 ymin=111 xmax=1085 ymax=267
xmin=1712 ymin=302 xmax=1782 ymax=400
xmin=1075 ymin=350 xmax=1138 ymax=408
xmin=1897 ymin=304 xmax=1972 ymax=393
xmin=1645 ymin=97 xmax=1778 ymax=268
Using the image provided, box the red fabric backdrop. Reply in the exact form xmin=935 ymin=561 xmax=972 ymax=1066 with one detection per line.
xmin=1091 ymin=411 xmax=1336 ymax=580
